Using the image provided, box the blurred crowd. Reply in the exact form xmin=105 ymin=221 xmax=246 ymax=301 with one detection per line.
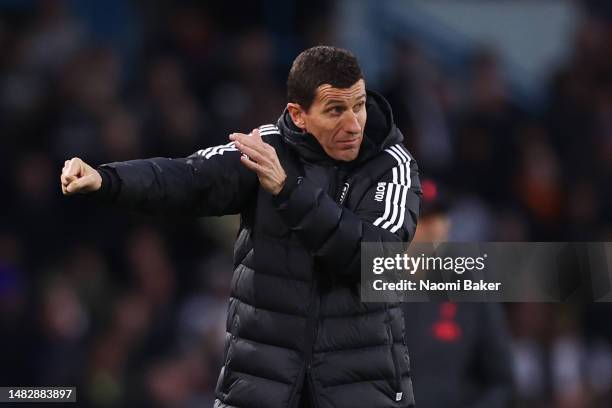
xmin=1 ymin=1 xmax=612 ymax=407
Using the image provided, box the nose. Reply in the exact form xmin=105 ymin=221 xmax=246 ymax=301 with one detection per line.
xmin=344 ymin=111 xmax=362 ymax=135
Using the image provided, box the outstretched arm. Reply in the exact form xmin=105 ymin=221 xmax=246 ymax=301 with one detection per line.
xmin=60 ymin=141 xmax=258 ymax=217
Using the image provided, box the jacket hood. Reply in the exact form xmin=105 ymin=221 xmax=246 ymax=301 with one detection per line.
xmin=276 ymin=89 xmax=403 ymax=164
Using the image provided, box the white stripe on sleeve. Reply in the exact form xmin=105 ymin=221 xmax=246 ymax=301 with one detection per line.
xmin=382 ymin=184 xmax=402 ymax=229
xmin=391 ymin=184 xmax=409 ymax=233
xmin=375 ymin=144 xmax=414 ymax=231
xmin=197 ymin=142 xmax=238 ymax=159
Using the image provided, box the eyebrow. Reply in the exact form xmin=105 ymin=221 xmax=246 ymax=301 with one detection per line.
xmin=323 ymin=99 xmax=346 ymax=107
xmin=323 ymin=94 xmax=367 ymax=107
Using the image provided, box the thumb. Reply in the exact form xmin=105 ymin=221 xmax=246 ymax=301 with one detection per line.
xmin=64 ymin=174 xmax=77 ymax=185
xmin=66 ymin=174 xmax=95 ymax=194
xmin=65 ymin=179 xmax=81 ymax=194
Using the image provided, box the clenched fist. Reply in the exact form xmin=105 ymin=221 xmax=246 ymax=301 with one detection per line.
xmin=60 ymin=157 xmax=102 ymax=195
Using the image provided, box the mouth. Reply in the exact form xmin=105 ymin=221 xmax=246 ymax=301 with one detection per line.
xmin=336 ymin=136 xmax=361 ymax=148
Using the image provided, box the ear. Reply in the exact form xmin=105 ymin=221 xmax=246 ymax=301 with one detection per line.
xmin=287 ymin=103 xmax=307 ymax=131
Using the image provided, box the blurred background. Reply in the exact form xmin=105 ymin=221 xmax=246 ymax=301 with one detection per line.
xmin=1 ymin=0 xmax=612 ymax=406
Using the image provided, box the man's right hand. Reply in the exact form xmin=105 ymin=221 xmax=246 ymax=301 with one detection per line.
xmin=61 ymin=157 xmax=102 ymax=195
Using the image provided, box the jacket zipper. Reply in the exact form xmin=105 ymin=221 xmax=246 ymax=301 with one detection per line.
xmin=305 ymin=279 xmax=320 ymax=408
xmin=307 ymin=365 xmax=322 ymax=408
xmin=295 ymin=164 xmax=342 ymax=408
xmin=289 ymin=276 xmax=320 ymax=408
xmin=287 ymin=364 xmax=305 ymax=407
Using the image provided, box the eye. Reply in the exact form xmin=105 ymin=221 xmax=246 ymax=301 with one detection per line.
xmin=353 ymin=101 xmax=365 ymax=112
xmin=328 ymin=106 xmax=344 ymax=115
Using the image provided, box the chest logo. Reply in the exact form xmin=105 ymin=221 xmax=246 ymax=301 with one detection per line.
xmin=338 ymin=182 xmax=350 ymax=205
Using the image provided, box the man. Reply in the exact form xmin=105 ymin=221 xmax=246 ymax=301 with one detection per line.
xmin=403 ymin=180 xmax=512 ymax=408
xmin=61 ymin=46 xmax=421 ymax=408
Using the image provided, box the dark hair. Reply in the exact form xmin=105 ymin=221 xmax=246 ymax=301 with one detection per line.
xmin=287 ymin=46 xmax=364 ymax=110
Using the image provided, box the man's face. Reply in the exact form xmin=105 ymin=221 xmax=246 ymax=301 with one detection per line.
xmin=288 ymin=79 xmax=367 ymax=161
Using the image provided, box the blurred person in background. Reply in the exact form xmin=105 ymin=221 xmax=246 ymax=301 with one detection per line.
xmin=60 ymin=46 xmax=422 ymax=408
xmin=403 ymin=179 xmax=513 ymax=408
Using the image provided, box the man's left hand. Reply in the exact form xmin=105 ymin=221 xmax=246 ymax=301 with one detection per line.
xmin=230 ymin=129 xmax=287 ymax=195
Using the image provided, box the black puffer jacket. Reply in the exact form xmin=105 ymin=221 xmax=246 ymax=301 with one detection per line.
xmin=96 ymin=91 xmax=421 ymax=408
